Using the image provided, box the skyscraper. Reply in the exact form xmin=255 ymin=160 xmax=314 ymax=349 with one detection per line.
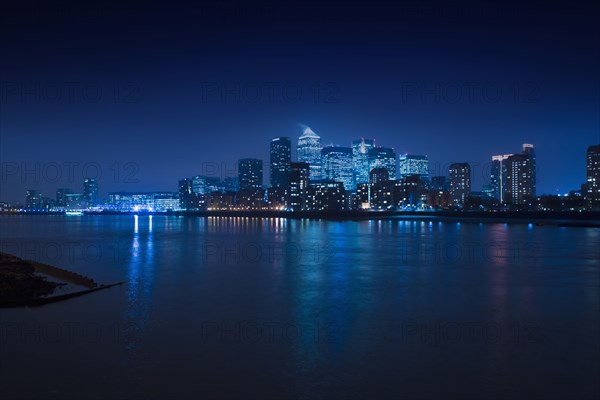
xmin=322 ymin=146 xmax=354 ymax=191
xmin=270 ymin=137 xmax=292 ymax=188
xmin=83 ymin=178 xmax=98 ymax=206
xmin=289 ymin=162 xmax=310 ymax=211
xmin=585 ymin=144 xmax=600 ymax=210
xmin=352 ymin=138 xmax=376 ymax=186
xmin=490 ymin=154 xmax=512 ymax=204
xmin=238 ymin=158 xmax=263 ymax=190
xmin=368 ymin=147 xmax=397 ymax=180
xmin=505 ymin=144 xmax=536 ymax=206
xmin=448 ymin=163 xmax=471 ymax=207
xmin=492 ymin=143 xmax=536 ymax=206
xmin=297 ymin=126 xmax=322 ymax=180
xmin=522 ymin=143 xmax=536 ymax=193
xmin=398 ymin=154 xmax=427 ymax=180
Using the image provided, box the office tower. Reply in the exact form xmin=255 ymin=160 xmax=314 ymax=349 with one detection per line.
xmin=25 ymin=190 xmax=43 ymax=210
xmin=521 ymin=143 xmax=536 ymax=194
xmin=491 ymin=144 xmax=535 ymax=205
xmin=288 ymin=162 xmax=310 ymax=211
xmin=448 ymin=163 xmax=471 ymax=207
xmin=178 ymin=178 xmax=193 ymax=210
xmin=270 ymin=137 xmax=292 ymax=188
xmin=297 ymin=126 xmax=322 ymax=180
xmin=368 ymin=147 xmax=397 ymax=180
xmin=490 ymin=154 xmax=512 ymax=204
xmin=398 ymin=154 xmax=427 ymax=180
xmin=322 ymin=146 xmax=354 ymax=191
xmin=56 ymin=188 xmax=73 ymax=207
xmin=238 ymin=158 xmax=263 ymax=190
xmin=83 ymin=178 xmax=98 ymax=206
xmin=585 ymin=144 xmax=600 ymax=210
xmin=505 ymin=144 xmax=536 ymax=206
xmin=352 ymin=138 xmax=376 ymax=186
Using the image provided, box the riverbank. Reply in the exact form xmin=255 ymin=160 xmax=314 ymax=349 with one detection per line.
xmin=0 ymin=252 xmax=123 ymax=308
xmin=1 ymin=210 xmax=599 ymax=226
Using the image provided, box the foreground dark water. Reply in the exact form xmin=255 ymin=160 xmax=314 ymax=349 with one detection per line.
xmin=0 ymin=215 xmax=598 ymax=399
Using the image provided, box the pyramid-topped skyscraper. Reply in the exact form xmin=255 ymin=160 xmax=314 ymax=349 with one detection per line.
xmin=297 ymin=125 xmax=323 ymax=180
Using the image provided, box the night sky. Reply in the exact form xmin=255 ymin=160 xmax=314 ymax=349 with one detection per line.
xmin=1 ymin=0 xmax=599 ymax=203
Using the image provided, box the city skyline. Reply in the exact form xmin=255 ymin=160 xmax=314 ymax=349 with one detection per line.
xmin=3 ymin=123 xmax=595 ymax=206
xmin=1 ymin=121 xmax=598 ymax=204
xmin=9 ymin=131 xmax=598 ymax=213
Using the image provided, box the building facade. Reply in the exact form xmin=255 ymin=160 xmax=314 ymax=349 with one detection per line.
xmin=297 ymin=126 xmax=322 ymax=180
xmin=56 ymin=188 xmax=73 ymax=208
xmin=448 ymin=163 xmax=471 ymax=207
xmin=270 ymin=136 xmax=291 ymax=188
xmin=368 ymin=147 xmax=397 ymax=180
xmin=83 ymin=178 xmax=98 ymax=206
xmin=238 ymin=158 xmax=263 ymax=190
xmin=306 ymin=181 xmax=346 ymax=211
xmin=25 ymin=189 xmax=43 ymax=210
xmin=586 ymin=144 xmax=600 ymax=210
xmin=398 ymin=154 xmax=427 ymax=180
xmin=322 ymin=146 xmax=354 ymax=191
xmin=490 ymin=154 xmax=512 ymax=204
xmin=288 ymin=162 xmax=310 ymax=211
xmin=505 ymin=145 xmax=536 ymax=206
xmin=352 ymin=138 xmax=376 ymax=187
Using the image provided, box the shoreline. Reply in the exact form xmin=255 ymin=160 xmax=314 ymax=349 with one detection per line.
xmin=0 ymin=252 xmax=123 ymax=308
xmin=2 ymin=210 xmax=600 ymax=225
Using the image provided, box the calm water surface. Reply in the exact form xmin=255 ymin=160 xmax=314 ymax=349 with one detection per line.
xmin=1 ymin=215 xmax=598 ymax=399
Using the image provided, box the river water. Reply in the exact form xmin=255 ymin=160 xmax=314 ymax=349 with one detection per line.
xmin=0 ymin=215 xmax=598 ymax=399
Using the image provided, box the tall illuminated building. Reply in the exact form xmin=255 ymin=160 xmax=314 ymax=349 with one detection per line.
xmin=490 ymin=154 xmax=512 ymax=204
xmin=238 ymin=158 xmax=263 ymax=190
xmin=297 ymin=126 xmax=322 ymax=180
xmin=368 ymin=147 xmax=397 ymax=180
xmin=492 ymin=143 xmax=536 ymax=206
xmin=586 ymin=144 xmax=600 ymax=209
xmin=448 ymin=163 xmax=471 ymax=207
xmin=398 ymin=154 xmax=427 ymax=180
xmin=322 ymin=146 xmax=354 ymax=191
xmin=352 ymin=138 xmax=375 ymax=186
xmin=83 ymin=178 xmax=98 ymax=206
xmin=270 ymin=137 xmax=291 ymax=188
xmin=505 ymin=144 xmax=536 ymax=206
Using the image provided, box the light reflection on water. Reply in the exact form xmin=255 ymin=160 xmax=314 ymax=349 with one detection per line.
xmin=0 ymin=215 xmax=598 ymax=400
